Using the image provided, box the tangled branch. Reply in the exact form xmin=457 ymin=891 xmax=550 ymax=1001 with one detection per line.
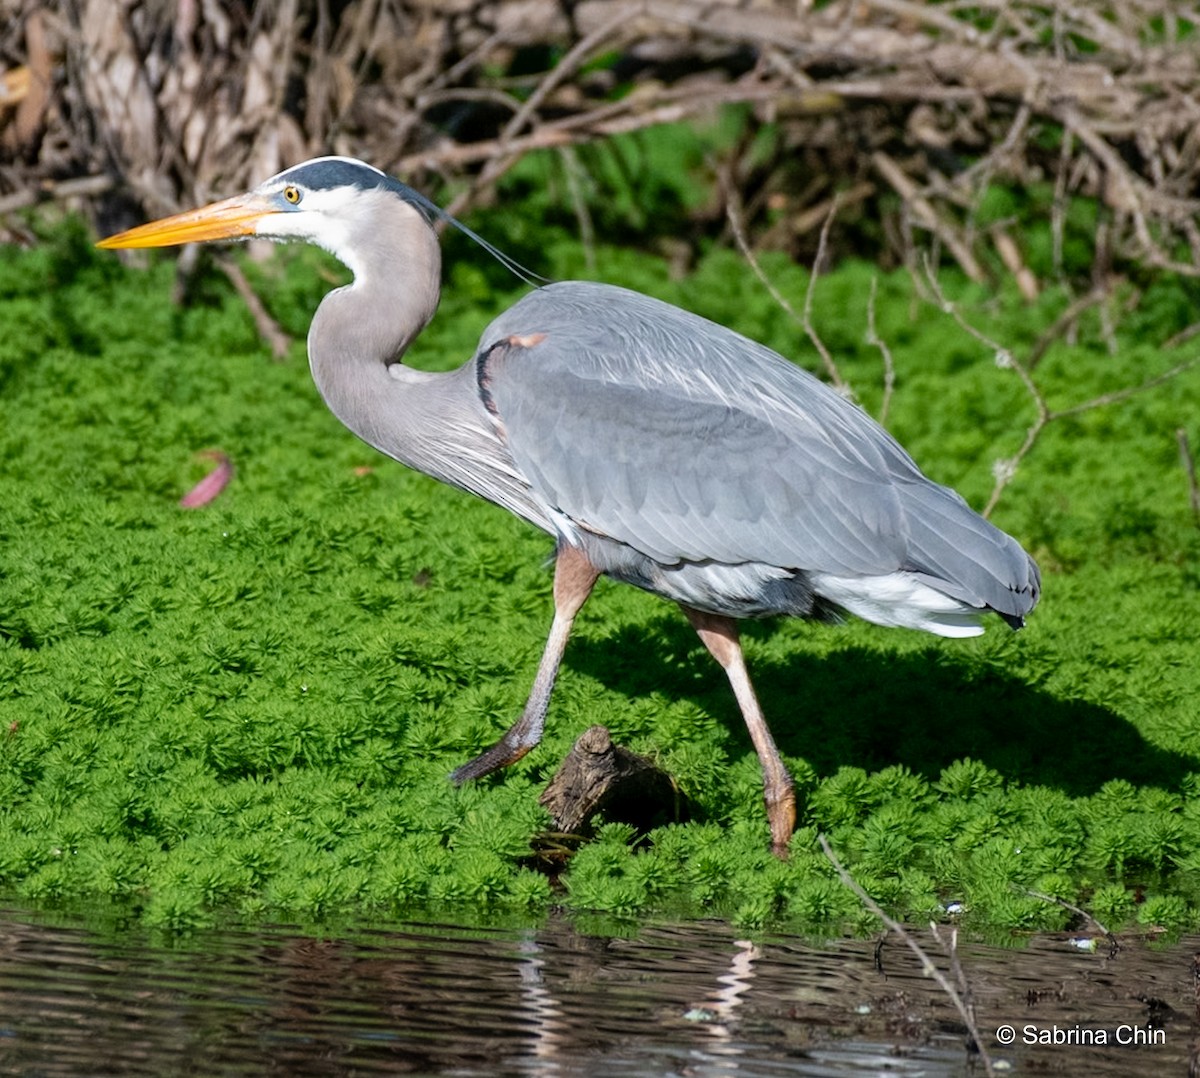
xmin=921 ymin=260 xmax=1200 ymax=517
xmin=0 ymin=0 xmax=1196 ymax=284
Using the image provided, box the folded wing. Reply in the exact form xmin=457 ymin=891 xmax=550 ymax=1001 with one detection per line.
xmin=478 ymin=281 xmax=1039 ymax=622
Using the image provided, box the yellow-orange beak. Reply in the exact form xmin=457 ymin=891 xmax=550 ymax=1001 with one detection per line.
xmin=96 ymin=193 xmax=279 ymax=249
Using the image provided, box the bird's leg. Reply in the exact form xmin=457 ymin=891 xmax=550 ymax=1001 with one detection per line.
xmin=682 ymin=606 xmax=796 ymax=858
xmin=450 ymin=546 xmax=599 ymax=784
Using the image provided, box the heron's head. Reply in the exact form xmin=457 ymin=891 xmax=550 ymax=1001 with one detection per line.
xmin=97 ymin=157 xmax=439 ymax=276
xmin=99 ymin=156 xmax=542 ymax=287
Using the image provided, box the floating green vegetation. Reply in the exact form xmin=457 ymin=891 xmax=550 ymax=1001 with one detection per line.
xmin=2 ymin=213 xmax=1200 ymax=934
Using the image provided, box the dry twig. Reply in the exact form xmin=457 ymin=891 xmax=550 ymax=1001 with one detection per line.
xmin=444 ymin=9 xmax=632 ymax=219
xmin=872 ymin=151 xmax=985 ymax=284
xmin=802 ymin=198 xmax=849 ymax=392
xmin=723 ymin=175 xmax=848 ymax=391
xmin=923 ymin=259 xmax=1200 ymax=517
xmin=1019 ymin=886 xmax=1121 ymax=958
xmin=214 ymin=255 xmax=292 ymax=361
xmin=0 ymin=0 xmax=1193 ymax=293
xmin=865 ymin=275 xmax=896 ymax=425
xmin=1026 ymin=287 xmax=1110 ymax=370
xmin=819 ymin=834 xmax=995 ymax=1077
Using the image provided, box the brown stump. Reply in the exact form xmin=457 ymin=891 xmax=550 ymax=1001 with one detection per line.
xmin=538 ymin=725 xmax=684 ymax=835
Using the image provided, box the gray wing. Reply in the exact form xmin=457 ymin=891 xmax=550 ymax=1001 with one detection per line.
xmin=477 ymin=280 xmax=1038 ymax=616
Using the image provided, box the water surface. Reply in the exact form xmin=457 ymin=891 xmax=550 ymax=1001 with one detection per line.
xmin=0 ymin=902 xmax=1193 ymax=1075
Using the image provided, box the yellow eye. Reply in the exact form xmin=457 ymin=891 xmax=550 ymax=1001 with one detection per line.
xmin=283 ymin=185 xmax=301 ymax=204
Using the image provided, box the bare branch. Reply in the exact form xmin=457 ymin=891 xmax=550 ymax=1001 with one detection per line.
xmin=819 ymin=834 xmax=995 ymax=1077
xmin=1054 ymin=352 xmax=1200 ymax=420
xmin=872 ymin=151 xmax=986 ymax=283
xmin=723 ymin=174 xmax=848 ymax=391
xmin=991 ymin=228 xmax=1038 ymax=302
xmin=924 ymin=259 xmax=1200 ymax=516
xmin=803 ymin=197 xmax=850 ymax=392
xmin=444 ymin=8 xmax=633 ymax=218
xmin=865 ymin=274 xmax=896 ymax=425
xmin=1018 ymin=886 xmax=1119 ymax=954
xmin=215 ymin=255 xmax=292 ymax=361
xmin=922 ymin=256 xmax=1046 ymax=418
xmin=1026 ymin=287 xmax=1110 ymax=370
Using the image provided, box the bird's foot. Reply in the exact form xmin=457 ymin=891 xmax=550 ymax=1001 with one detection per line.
xmin=449 ymin=738 xmax=533 ymax=785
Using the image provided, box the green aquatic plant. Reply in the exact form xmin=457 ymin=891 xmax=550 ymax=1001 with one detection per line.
xmin=2 ymin=211 xmax=1200 ymax=932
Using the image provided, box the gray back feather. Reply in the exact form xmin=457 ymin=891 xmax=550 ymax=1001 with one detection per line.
xmin=478 ymin=281 xmax=1039 ymax=619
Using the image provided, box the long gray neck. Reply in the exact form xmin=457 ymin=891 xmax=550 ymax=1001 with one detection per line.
xmin=306 ymin=202 xmax=444 ymax=468
xmin=301 ymin=197 xmax=542 ymax=530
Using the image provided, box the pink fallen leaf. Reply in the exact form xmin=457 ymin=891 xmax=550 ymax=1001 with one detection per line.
xmin=180 ymin=450 xmax=234 ymax=508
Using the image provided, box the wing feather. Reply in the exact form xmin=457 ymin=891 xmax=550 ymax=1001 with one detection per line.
xmin=477 ymin=280 xmax=1038 ymax=616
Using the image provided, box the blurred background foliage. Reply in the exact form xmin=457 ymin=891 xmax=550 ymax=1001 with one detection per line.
xmin=1 ymin=0 xmax=1199 ymax=283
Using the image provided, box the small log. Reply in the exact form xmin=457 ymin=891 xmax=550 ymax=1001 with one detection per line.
xmin=539 ymin=725 xmax=682 ymax=835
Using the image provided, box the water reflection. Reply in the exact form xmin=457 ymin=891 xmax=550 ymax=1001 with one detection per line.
xmin=0 ymin=902 xmax=1191 ymax=1076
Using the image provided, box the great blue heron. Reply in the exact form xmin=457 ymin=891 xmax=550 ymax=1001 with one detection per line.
xmin=98 ymin=156 xmax=1040 ymax=856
